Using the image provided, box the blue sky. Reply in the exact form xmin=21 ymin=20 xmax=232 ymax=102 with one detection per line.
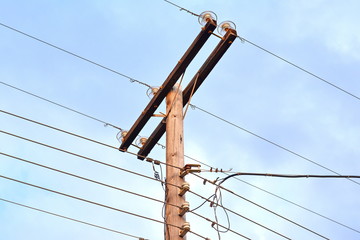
xmin=1 ymin=0 xmax=359 ymax=239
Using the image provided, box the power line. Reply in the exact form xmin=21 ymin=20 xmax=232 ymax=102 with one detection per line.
xmin=185 ymin=154 xmax=360 ymax=235
xmin=0 ymin=109 xmax=183 ymax=175
xmin=0 ymin=81 xmax=123 ymax=131
xmin=190 ymin=174 xmax=330 ymax=239
xmin=0 ymin=22 xmax=151 ymax=89
xmin=190 ymin=104 xmax=360 ymax=186
xmin=0 ymin=109 xmax=119 ymax=149
xmin=0 ymin=152 xmax=179 ymax=209
xmin=240 ymin=36 xmax=360 ymax=102
xmin=190 ymin=211 xmax=253 ymax=240
xmin=0 ymin=197 xmax=148 ymax=239
xmin=163 ymin=0 xmax=360 ymax=103
xmin=0 ymin=129 xmax=167 ymax=186
xmin=0 ymin=175 xmax=186 ymax=233
xmin=188 ymin=190 xmax=291 ymax=239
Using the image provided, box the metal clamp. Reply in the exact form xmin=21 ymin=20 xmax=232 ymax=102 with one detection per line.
xmin=180 ymin=164 xmax=201 ymax=178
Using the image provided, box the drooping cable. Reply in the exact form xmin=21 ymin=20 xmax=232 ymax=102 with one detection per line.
xmin=188 ymin=190 xmax=292 ymax=239
xmin=191 ymin=174 xmax=330 ymax=239
xmin=183 ymin=153 xmax=360 ymax=234
xmin=0 ymin=197 xmax=149 ymax=240
xmin=217 ymin=172 xmax=360 ymax=179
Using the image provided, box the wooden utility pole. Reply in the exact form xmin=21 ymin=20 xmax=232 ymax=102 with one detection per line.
xmin=165 ymin=84 xmax=187 ymax=240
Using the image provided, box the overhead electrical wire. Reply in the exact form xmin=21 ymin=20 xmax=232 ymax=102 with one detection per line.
xmin=163 ymin=0 xmax=360 ymax=103
xmin=217 ymin=172 xmax=360 ymax=179
xmin=189 ymin=104 xmax=360 ymax=186
xmin=0 ymin=197 xmax=149 ymax=240
xmin=2 ymin=108 xmax=357 ymax=235
xmin=188 ymin=190 xmax=292 ymax=240
xmin=0 ymin=22 xmax=151 ymax=89
xmin=190 ymin=211 xmax=253 ymax=240
xmin=1 ymin=11 xmax=357 ymax=237
xmin=2 ymin=108 xmax=356 ymax=234
xmin=0 ymin=152 xmax=179 ymax=209
xmin=0 ymin=175 xmax=211 ymax=240
xmin=184 ymin=153 xmax=360 ymax=235
xmin=0 ymin=81 xmax=123 ymax=131
xmin=0 ymin=109 xmax=119 ymax=149
xmin=0 ymin=129 xmax=175 ymax=188
xmin=190 ymin=174 xmax=330 ymax=239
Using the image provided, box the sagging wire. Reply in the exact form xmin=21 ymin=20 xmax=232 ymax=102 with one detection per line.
xmin=212 ymin=186 xmax=231 ymax=240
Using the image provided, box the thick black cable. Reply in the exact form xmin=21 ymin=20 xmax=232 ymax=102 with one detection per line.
xmin=0 ymin=81 xmax=123 ymax=131
xmin=0 ymin=23 xmax=151 ymax=89
xmin=0 ymin=152 xmax=179 ymax=209
xmin=190 ymin=175 xmax=330 ymax=239
xmin=188 ymin=156 xmax=360 ymax=235
xmin=190 ymin=104 xmax=360 ymax=186
xmin=0 ymin=197 xmax=148 ymax=239
xmin=219 ymin=172 xmax=360 ymax=180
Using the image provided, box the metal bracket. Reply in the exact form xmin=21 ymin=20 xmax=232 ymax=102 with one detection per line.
xmin=152 ymin=112 xmax=166 ymax=118
xmin=179 ymin=222 xmax=190 ymax=237
xmin=180 ymin=164 xmax=201 ymax=178
xmin=178 ymin=182 xmax=190 ymax=196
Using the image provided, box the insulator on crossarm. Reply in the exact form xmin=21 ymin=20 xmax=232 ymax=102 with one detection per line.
xmin=217 ymin=21 xmax=236 ymax=36
xmin=198 ymin=11 xmax=217 ymax=26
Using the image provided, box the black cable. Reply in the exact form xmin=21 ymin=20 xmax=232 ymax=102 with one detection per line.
xmin=0 ymin=197 xmax=148 ymax=239
xmin=186 ymin=155 xmax=360 ymax=235
xmin=0 ymin=23 xmax=151 ymax=89
xmin=219 ymin=172 xmax=360 ymax=180
xmin=190 ymin=175 xmax=330 ymax=239
xmin=0 ymin=152 xmax=180 ymax=209
xmin=0 ymin=81 xmax=123 ymax=131
xmin=190 ymin=104 xmax=360 ymax=186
